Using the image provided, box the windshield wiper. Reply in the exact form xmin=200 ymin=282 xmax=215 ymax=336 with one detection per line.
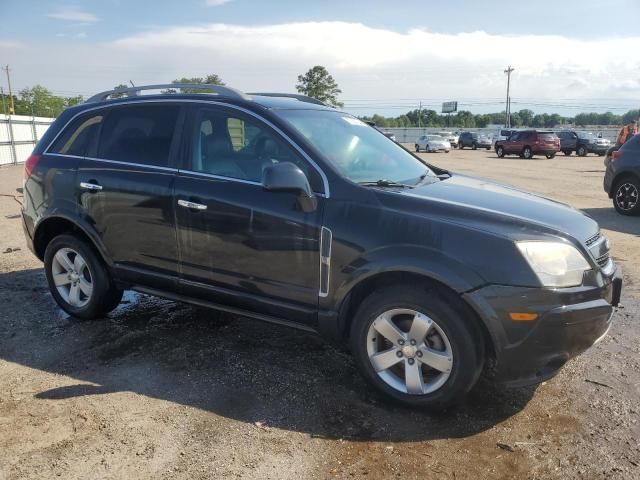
xmin=358 ymin=179 xmax=413 ymax=188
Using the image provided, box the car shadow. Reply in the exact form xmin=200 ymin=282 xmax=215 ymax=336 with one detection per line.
xmin=582 ymin=207 xmax=640 ymax=237
xmin=0 ymin=267 xmax=537 ymax=443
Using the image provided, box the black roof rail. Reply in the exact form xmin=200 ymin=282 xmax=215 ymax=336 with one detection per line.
xmin=247 ymin=92 xmax=328 ymax=106
xmin=85 ymin=84 xmax=251 ymax=103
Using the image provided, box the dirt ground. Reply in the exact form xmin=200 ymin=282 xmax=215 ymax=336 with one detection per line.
xmin=1 ymin=150 xmax=639 ymax=480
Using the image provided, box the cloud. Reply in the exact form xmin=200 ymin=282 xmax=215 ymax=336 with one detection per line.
xmin=2 ymin=21 xmax=639 ymax=115
xmin=47 ymin=7 xmax=99 ymax=23
xmin=204 ymin=0 xmax=234 ymax=6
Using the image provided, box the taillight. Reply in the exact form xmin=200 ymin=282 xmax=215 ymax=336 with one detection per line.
xmin=611 ymin=150 xmax=623 ymax=162
xmin=24 ymin=154 xmax=41 ymax=179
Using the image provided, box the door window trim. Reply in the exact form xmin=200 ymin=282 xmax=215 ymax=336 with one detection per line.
xmin=44 ymin=99 xmax=330 ymax=197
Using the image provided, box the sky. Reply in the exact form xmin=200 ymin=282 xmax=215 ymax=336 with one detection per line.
xmin=1 ymin=0 xmax=639 ymax=117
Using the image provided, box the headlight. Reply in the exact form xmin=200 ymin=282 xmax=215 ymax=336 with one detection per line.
xmin=516 ymin=241 xmax=591 ymax=287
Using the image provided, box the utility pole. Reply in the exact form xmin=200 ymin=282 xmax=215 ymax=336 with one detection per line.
xmin=3 ymin=65 xmax=15 ymax=115
xmin=504 ymin=65 xmax=514 ymax=128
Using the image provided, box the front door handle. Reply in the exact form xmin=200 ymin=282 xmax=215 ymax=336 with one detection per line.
xmin=80 ymin=181 xmax=102 ymax=191
xmin=177 ymin=199 xmax=207 ymax=211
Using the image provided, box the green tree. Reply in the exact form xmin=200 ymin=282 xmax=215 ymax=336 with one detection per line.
xmin=14 ymin=85 xmax=65 ymax=117
xmin=517 ymin=109 xmax=535 ymax=126
xmin=296 ymin=66 xmax=343 ymax=107
xmin=166 ymin=74 xmax=225 ymax=93
xmin=111 ymin=84 xmax=129 ymax=99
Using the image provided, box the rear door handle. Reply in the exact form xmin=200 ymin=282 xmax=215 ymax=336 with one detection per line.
xmin=177 ymin=199 xmax=207 ymax=210
xmin=80 ymin=181 xmax=102 ymax=191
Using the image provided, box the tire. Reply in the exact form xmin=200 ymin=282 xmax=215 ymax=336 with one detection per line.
xmin=459 ymin=143 xmax=464 ymax=150
xmin=563 ymin=150 xmax=572 ymax=156
xmin=44 ymin=234 xmax=119 ymax=319
xmin=598 ymin=153 xmax=605 ymax=157
xmin=471 ymin=143 xmax=477 ymax=150
xmin=546 ymin=153 xmax=556 ymax=159
xmin=522 ymin=146 xmax=533 ymax=159
xmin=613 ymin=177 xmax=640 ymax=216
xmin=415 ymin=145 xmax=420 ymax=152
xmin=496 ymin=146 xmax=505 ymax=158
xmin=486 ymin=146 xmax=491 ymax=150
xmin=426 ymin=144 xmax=430 ymax=152
xmin=350 ymin=285 xmax=482 ymax=409
xmin=577 ymin=145 xmax=587 ymax=157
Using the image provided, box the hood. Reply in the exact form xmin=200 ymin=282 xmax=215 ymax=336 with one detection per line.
xmin=392 ymin=174 xmax=598 ymax=241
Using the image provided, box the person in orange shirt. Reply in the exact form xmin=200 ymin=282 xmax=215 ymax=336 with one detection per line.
xmin=616 ymin=120 xmax=638 ymax=146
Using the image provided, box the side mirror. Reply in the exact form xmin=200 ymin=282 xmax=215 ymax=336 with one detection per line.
xmin=262 ymin=162 xmax=317 ymax=213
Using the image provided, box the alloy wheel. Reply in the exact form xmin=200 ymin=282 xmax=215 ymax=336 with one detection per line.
xmin=616 ymin=183 xmax=639 ymax=211
xmin=366 ymin=308 xmax=453 ymax=395
xmin=51 ymin=248 xmax=93 ymax=308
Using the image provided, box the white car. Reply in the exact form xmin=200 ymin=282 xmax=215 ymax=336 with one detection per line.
xmin=436 ymin=131 xmax=459 ymax=147
xmin=415 ymin=135 xmax=451 ymax=153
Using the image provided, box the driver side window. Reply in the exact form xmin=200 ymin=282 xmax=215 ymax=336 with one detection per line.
xmin=190 ymin=107 xmax=321 ymax=190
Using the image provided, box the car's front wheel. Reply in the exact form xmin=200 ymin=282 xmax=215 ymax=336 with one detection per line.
xmin=459 ymin=143 xmax=464 ymax=150
xmin=350 ymin=286 xmax=482 ymax=408
xmin=577 ymin=145 xmax=587 ymax=157
xmin=522 ymin=146 xmax=533 ymax=159
xmin=44 ymin=234 xmax=123 ymax=319
xmin=563 ymin=150 xmax=572 ymax=156
xmin=415 ymin=144 xmax=420 ymax=152
xmin=613 ymin=177 xmax=640 ymax=215
xmin=546 ymin=153 xmax=556 ymax=159
xmin=496 ymin=146 xmax=505 ymax=158
xmin=472 ymin=143 xmax=477 ymax=150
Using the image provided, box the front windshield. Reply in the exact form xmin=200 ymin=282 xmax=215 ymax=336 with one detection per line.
xmin=277 ymin=109 xmax=435 ymax=184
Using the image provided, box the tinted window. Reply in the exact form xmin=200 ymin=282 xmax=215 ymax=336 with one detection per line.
xmin=97 ymin=104 xmax=180 ymax=167
xmin=509 ymin=133 xmax=519 ymax=141
xmin=190 ymin=107 xmax=322 ymax=191
xmin=50 ymin=114 xmax=103 ymax=156
xmin=538 ymin=133 xmax=557 ymax=140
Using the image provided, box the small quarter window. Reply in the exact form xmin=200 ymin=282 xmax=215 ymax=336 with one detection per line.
xmin=50 ymin=114 xmax=103 ymax=156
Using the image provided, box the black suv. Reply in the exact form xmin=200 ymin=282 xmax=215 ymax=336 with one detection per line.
xmin=604 ymin=133 xmax=640 ymax=215
xmin=22 ymin=84 xmax=621 ymax=408
xmin=557 ymin=130 xmax=611 ymax=157
xmin=458 ymin=132 xmax=492 ymax=150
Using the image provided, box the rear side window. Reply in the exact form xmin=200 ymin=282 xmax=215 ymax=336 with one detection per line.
xmin=538 ymin=133 xmax=557 ymax=141
xmin=49 ymin=114 xmax=103 ymax=156
xmin=97 ymin=104 xmax=180 ymax=167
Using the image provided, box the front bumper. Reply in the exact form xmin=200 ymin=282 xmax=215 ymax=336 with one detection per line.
xmin=464 ymin=265 xmax=622 ymax=387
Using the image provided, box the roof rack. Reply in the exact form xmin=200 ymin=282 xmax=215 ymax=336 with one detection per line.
xmin=85 ymin=84 xmax=251 ymax=103
xmin=247 ymin=92 xmax=328 ymax=106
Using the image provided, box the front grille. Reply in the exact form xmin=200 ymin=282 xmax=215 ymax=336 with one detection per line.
xmin=596 ymin=252 xmax=610 ymax=268
xmin=585 ymin=232 xmax=601 ymax=247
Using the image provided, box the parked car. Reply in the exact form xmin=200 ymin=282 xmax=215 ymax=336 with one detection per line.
xmin=603 ymin=133 xmax=640 ymax=215
xmin=382 ymin=131 xmax=397 ymax=142
xmin=22 ymin=84 xmax=621 ymax=408
xmin=491 ymin=128 xmax=517 ymax=146
xmin=458 ymin=132 xmax=492 ymax=150
xmin=415 ymin=135 xmax=451 ymax=153
xmin=557 ymin=131 xmax=611 ymax=156
xmin=495 ymin=130 xmax=561 ymax=159
xmin=435 ymin=131 xmax=459 ymax=147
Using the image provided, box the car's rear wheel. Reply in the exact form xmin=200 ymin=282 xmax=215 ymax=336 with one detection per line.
xmin=415 ymin=144 xmax=420 ymax=152
xmin=546 ymin=153 xmax=556 ymax=159
xmin=486 ymin=146 xmax=491 ymax=150
xmin=44 ymin=234 xmax=122 ymax=319
xmin=523 ymin=146 xmax=533 ymax=159
xmin=459 ymin=143 xmax=464 ymax=150
xmin=563 ymin=150 xmax=572 ymax=156
xmin=472 ymin=143 xmax=477 ymax=150
xmin=496 ymin=146 xmax=505 ymax=158
xmin=577 ymin=145 xmax=587 ymax=157
xmin=613 ymin=177 xmax=640 ymax=215
xmin=350 ymin=286 xmax=481 ymax=408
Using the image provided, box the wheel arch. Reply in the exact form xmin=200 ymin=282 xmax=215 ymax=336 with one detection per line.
xmin=33 ymin=214 xmax=111 ymax=266
xmin=331 ymin=270 xmax=496 ymax=368
xmin=610 ymin=170 xmax=640 ymax=197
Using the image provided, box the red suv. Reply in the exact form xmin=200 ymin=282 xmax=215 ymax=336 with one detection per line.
xmin=495 ymin=130 xmax=560 ymax=159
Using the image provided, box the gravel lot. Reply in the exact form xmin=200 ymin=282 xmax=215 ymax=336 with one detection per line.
xmin=1 ymin=149 xmax=639 ymax=479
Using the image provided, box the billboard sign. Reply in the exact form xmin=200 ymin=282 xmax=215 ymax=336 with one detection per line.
xmin=442 ymin=101 xmax=458 ymax=114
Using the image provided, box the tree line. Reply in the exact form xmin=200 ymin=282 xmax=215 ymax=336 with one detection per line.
xmin=1 ymin=66 xmax=637 ymax=128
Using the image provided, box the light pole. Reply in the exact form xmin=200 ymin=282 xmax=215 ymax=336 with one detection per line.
xmin=504 ymin=66 xmax=514 ymax=128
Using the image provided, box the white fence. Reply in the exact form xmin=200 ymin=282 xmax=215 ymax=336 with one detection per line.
xmin=0 ymin=114 xmax=55 ymax=166
xmin=385 ymin=127 xmax=621 ymax=144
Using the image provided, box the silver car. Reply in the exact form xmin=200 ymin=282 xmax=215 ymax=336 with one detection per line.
xmin=415 ymin=134 xmax=451 ymax=153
